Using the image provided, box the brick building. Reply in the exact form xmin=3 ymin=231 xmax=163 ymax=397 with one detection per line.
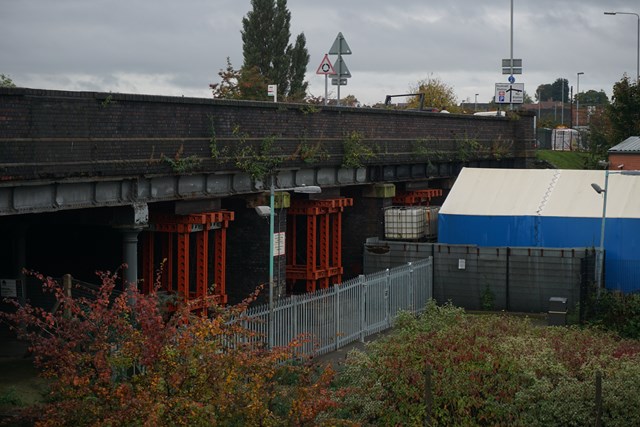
xmin=608 ymin=136 xmax=640 ymax=170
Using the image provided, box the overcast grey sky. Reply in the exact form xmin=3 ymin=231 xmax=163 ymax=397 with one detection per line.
xmin=2 ymin=0 xmax=638 ymax=106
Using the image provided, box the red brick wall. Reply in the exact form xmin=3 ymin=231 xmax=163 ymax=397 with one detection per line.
xmin=608 ymin=154 xmax=640 ymax=170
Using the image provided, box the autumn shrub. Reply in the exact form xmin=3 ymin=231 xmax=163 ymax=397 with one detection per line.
xmin=584 ymin=289 xmax=640 ymax=339
xmin=1 ymin=270 xmax=336 ymax=426
xmin=330 ymin=300 xmax=640 ymax=426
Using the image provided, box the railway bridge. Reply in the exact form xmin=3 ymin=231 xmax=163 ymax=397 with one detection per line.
xmin=0 ymin=88 xmax=535 ymax=307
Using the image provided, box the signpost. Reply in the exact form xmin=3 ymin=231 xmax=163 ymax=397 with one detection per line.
xmin=494 ymin=83 xmax=524 ymax=104
xmin=315 ymin=54 xmax=336 ymax=106
xmin=267 ymin=84 xmax=277 ymax=103
xmin=501 ymin=58 xmax=523 ymax=74
xmin=328 ymin=32 xmax=352 ymax=105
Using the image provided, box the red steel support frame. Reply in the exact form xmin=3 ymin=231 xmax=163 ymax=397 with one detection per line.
xmin=140 ymin=211 xmax=233 ymax=310
xmin=392 ymin=189 xmax=443 ymax=206
xmin=287 ymin=198 xmax=353 ymax=292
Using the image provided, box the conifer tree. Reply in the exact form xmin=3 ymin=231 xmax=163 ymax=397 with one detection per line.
xmin=240 ymin=0 xmax=309 ymax=100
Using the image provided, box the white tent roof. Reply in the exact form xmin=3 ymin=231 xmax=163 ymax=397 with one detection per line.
xmin=440 ymin=168 xmax=640 ymax=219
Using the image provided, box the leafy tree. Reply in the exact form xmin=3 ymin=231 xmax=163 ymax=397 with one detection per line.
xmin=209 ymin=57 xmax=241 ymax=99
xmin=2 ymin=270 xmax=336 ymax=425
xmin=287 ymin=33 xmax=310 ymax=101
xmin=536 ymin=78 xmax=569 ymax=102
xmin=407 ymin=75 xmax=458 ymax=112
xmin=240 ymin=0 xmax=309 ymax=100
xmin=0 ymin=73 xmax=16 ymax=88
xmin=608 ymin=74 xmax=640 ymax=143
xmin=577 ymin=89 xmax=609 ymax=106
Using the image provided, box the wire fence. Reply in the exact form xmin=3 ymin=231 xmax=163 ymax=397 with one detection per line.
xmin=241 ymin=258 xmax=433 ymax=357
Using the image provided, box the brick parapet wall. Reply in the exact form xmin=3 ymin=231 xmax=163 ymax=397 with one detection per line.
xmin=0 ymin=88 xmax=535 ymax=181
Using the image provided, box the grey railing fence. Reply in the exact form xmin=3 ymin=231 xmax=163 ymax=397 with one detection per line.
xmin=242 ymin=258 xmax=433 ymax=356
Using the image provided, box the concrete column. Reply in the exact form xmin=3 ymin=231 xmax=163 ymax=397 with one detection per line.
xmin=120 ymin=228 xmax=142 ymax=288
xmin=14 ymin=224 xmax=27 ymax=305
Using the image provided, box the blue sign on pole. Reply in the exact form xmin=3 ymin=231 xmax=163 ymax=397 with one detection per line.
xmin=508 ymin=75 xmax=515 ymax=84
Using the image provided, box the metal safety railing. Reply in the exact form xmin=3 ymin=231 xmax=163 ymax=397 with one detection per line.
xmin=241 ymin=258 xmax=433 ymax=357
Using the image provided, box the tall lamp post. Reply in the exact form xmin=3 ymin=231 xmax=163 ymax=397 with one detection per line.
xmin=590 ymin=171 xmax=609 ymax=292
xmin=591 ymin=169 xmax=640 ymax=291
xmin=576 ymin=72 xmax=584 ymax=128
xmin=605 ymin=11 xmax=640 ymax=83
xmin=256 ymin=178 xmax=321 ymax=348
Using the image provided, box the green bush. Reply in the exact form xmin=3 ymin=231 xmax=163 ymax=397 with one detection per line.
xmin=329 ymin=301 xmax=640 ymax=426
xmin=584 ymin=290 xmax=640 ymax=339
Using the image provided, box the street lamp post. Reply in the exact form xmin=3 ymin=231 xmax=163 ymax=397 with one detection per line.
xmin=591 ymin=171 xmax=609 ymax=292
xmin=605 ymin=11 xmax=640 ymax=83
xmin=576 ymin=72 xmax=584 ymax=128
xmin=257 ymin=178 xmax=321 ymax=348
xmin=591 ymin=169 xmax=640 ymax=292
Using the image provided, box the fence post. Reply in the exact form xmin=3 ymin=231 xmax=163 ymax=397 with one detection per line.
xmin=408 ymin=262 xmax=414 ymax=313
xmin=595 ymin=370 xmax=602 ymax=427
xmin=359 ymin=274 xmax=366 ymax=343
xmin=62 ymin=274 xmax=72 ymax=319
xmin=292 ymin=294 xmax=298 ymax=345
xmin=334 ymin=284 xmax=340 ymax=351
xmin=385 ymin=268 xmax=391 ymax=328
xmin=424 ymin=365 xmax=433 ymax=427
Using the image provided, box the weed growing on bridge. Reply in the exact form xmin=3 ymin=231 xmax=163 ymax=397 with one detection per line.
xmin=296 ymin=137 xmax=329 ymax=164
xmin=232 ymin=128 xmax=284 ymax=181
xmin=299 ymin=104 xmax=320 ymax=115
xmin=491 ymin=137 xmax=514 ymax=161
xmin=100 ymin=94 xmax=115 ymax=108
xmin=412 ymin=138 xmax=449 ymax=164
xmin=162 ymin=143 xmax=202 ymax=173
xmin=342 ymin=131 xmax=375 ymax=169
xmin=456 ymin=137 xmax=482 ymax=162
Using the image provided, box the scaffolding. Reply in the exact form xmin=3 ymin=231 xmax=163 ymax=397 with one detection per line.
xmin=141 ymin=211 xmax=234 ymax=310
xmin=286 ymin=198 xmax=353 ymax=293
xmin=392 ymin=188 xmax=442 ymax=206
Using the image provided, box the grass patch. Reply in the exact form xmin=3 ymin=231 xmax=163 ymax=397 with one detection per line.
xmin=536 ymin=149 xmax=590 ymax=169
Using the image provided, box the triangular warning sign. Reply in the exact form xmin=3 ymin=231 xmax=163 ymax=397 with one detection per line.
xmin=329 ymin=32 xmax=352 ymax=55
xmin=334 ymin=57 xmax=351 ymax=78
xmin=316 ymin=54 xmax=336 ymax=75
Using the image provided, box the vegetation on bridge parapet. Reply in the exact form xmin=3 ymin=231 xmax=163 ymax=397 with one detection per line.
xmin=171 ymin=116 xmax=518 ymax=177
xmin=227 ymin=125 xmax=284 ymax=181
xmin=342 ymin=131 xmax=376 ymax=169
xmin=162 ymin=144 xmax=202 ymax=173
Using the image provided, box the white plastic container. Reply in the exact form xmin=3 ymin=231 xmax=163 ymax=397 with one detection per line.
xmin=384 ymin=207 xmax=426 ymax=239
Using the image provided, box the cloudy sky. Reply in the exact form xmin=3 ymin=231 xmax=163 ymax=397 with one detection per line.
xmin=2 ymin=0 xmax=638 ymax=106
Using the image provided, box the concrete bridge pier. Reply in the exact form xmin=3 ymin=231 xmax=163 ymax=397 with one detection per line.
xmin=119 ymin=227 xmax=143 ymax=289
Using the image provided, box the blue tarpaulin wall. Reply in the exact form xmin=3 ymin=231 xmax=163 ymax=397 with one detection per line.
xmin=438 ymin=168 xmax=640 ymax=292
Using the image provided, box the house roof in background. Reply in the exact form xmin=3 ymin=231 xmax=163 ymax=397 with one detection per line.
xmin=609 ymin=136 xmax=640 ymax=153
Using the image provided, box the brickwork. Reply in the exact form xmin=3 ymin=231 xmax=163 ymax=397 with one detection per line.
xmin=0 ymin=88 xmax=534 ymax=182
xmin=608 ymin=154 xmax=640 ymax=170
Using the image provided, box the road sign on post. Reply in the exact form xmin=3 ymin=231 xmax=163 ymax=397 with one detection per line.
xmin=328 ymin=32 xmax=352 ymax=106
xmin=334 ymin=57 xmax=351 ymax=78
xmin=502 ymin=58 xmax=523 ymax=74
xmin=494 ymin=83 xmax=524 ymax=104
xmin=329 ymin=32 xmax=352 ymax=55
xmin=331 ymin=78 xmax=348 ymax=86
xmin=267 ymin=84 xmax=277 ymax=103
xmin=316 ymin=54 xmax=336 ymax=75
xmin=316 ymin=54 xmax=336 ymax=106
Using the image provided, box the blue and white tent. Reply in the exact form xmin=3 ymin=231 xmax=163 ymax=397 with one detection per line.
xmin=438 ymin=168 xmax=640 ymax=292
